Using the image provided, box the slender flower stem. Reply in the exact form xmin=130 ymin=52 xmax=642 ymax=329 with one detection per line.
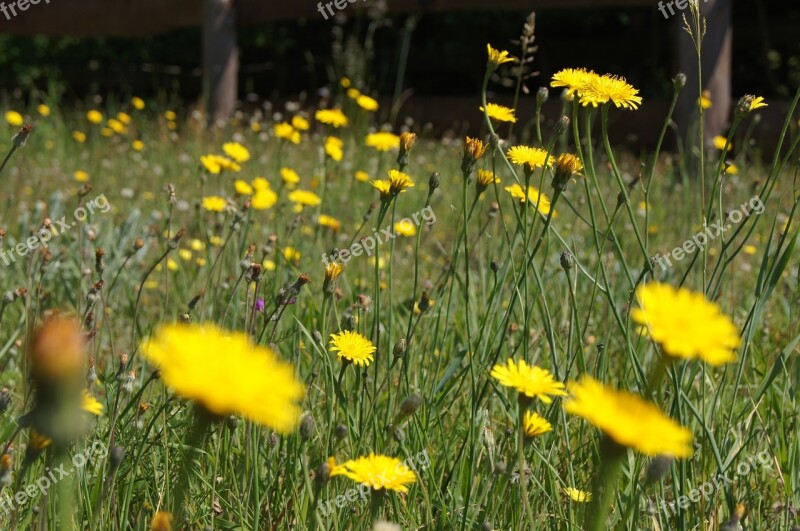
xmin=583 ymin=437 xmax=625 ymax=531
xmin=517 ymin=402 xmax=534 ymax=529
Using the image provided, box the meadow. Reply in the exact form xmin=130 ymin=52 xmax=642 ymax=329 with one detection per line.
xmin=0 ymin=7 xmax=799 ymax=531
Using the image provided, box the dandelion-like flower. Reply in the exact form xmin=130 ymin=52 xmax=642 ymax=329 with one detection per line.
xmin=5 ymin=111 xmax=23 ymax=127
xmin=202 ymin=196 xmax=227 ymax=213
xmin=275 ymin=122 xmax=301 ymax=144
xmin=280 ymin=167 xmax=301 ymax=185
xmin=552 ymin=153 xmax=583 ymax=191
xmin=315 ymin=108 xmax=349 ymax=128
xmin=507 ymin=146 xmax=554 ymax=171
xmin=330 ymin=453 xmax=417 ymax=493
xmin=563 ymin=375 xmax=693 ymax=458
xmin=476 ymin=170 xmax=500 ymax=192
xmin=551 ymin=68 xmax=596 ymax=97
xmin=504 ymin=184 xmax=554 ymax=216
xmin=325 ymin=136 xmax=344 ymax=161
xmin=394 ymin=220 xmax=417 ymax=237
xmin=366 ymin=132 xmax=401 ymax=152
xmin=329 ymin=330 xmax=376 ymax=367
xmin=523 ymin=411 xmax=552 ymax=438
xmin=490 ymin=359 xmax=566 ymax=403
xmin=288 ymin=189 xmax=322 ymax=208
xmin=292 ymin=115 xmax=310 ymax=131
xmin=480 ymin=103 xmax=517 ymax=123
xmin=487 ymin=44 xmax=515 ymax=70
xmin=141 ymin=323 xmax=304 ymax=432
xmin=631 ymin=282 xmax=740 ymax=366
xmin=357 ymin=95 xmax=379 ymax=112
xmin=579 ymin=74 xmax=642 ymax=110
xmin=563 ymin=487 xmax=591 ymax=503
xmin=372 ymin=170 xmax=414 ymax=201
xmin=223 ymin=142 xmax=250 ymax=163
xmin=81 ymin=390 xmax=104 ymax=416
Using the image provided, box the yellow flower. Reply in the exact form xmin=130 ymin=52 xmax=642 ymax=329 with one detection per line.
xmin=72 ymin=130 xmax=87 ymax=143
xmin=167 ymin=259 xmax=179 ymax=272
xmin=190 ymin=239 xmax=206 ymax=252
xmin=476 ymin=170 xmax=500 ymax=191
xmin=200 ymin=154 xmax=222 ymax=174
xmin=551 ymin=68 xmax=596 ymax=97
xmin=275 ymin=122 xmax=300 ymax=144
xmin=579 ymin=74 xmax=642 ymax=110
xmin=315 ymin=108 xmax=349 ymax=128
xmin=108 ymin=119 xmax=125 ymax=134
xmin=713 ymin=136 xmax=730 ymax=150
xmin=87 ymin=110 xmax=104 ymax=124
xmin=394 ymin=219 xmax=417 ymax=237
xmin=235 ymin=180 xmax=253 ymax=195
xmin=263 ymin=259 xmax=276 ymax=271
xmin=141 ymin=323 xmax=304 ymax=432
xmin=699 ymin=90 xmax=712 ymax=109
xmin=743 ymin=244 xmax=757 ymax=255
xmin=149 ymin=511 xmax=173 ymax=531
xmin=318 ymin=214 xmax=342 ymax=231
xmin=131 ymin=97 xmax=146 ymax=110
xmin=487 ymin=44 xmax=515 ymax=70
xmin=330 ymin=453 xmax=417 ymax=492
xmin=347 ymin=88 xmax=361 ymax=100
xmin=747 ymin=96 xmax=767 ymax=111
xmin=564 ymin=375 xmax=693 ymax=458
xmin=252 ymin=189 xmax=278 ymax=210
xmin=563 ymin=487 xmax=591 ymax=503
xmin=365 ymin=132 xmax=401 ymax=151
xmin=490 ymin=359 xmax=566 ymax=403
xmin=552 ymin=153 xmax=583 ymax=190
xmin=283 ymin=246 xmax=301 ymax=261
xmin=292 ymin=115 xmax=310 ymax=131
xmin=252 ymin=177 xmax=270 ymax=191
xmin=505 ymin=184 xmax=554 ymax=215
xmin=288 ymin=189 xmax=322 ymax=207
xmin=81 ymin=390 xmax=104 ymax=416
xmin=164 ymin=110 xmax=177 ymax=121
xmin=37 ymin=104 xmax=51 ymax=117
xmin=340 ymin=77 xmax=351 ymax=88
xmin=202 ymin=196 xmax=227 ymax=212
xmin=280 ymin=167 xmax=300 ymax=185
xmin=355 ymin=170 xmax=370 ymax=182
xmin=178 ymin=249 xmax=193 ymax=261
xmin=356 ymin=95 xmax=379 ymax=112
xmin=132 ymin=140 xmax=145 ymax=151
xmin=387 ymin=169 xmax=415 ymax=194
xmin=725 ymin=163 xmax=739 ymax=175
xmin=74 ymin=170 xmax=90 ymax=183
xmin=523 ymin=411 xmax=552 ymax=438
xmin=117 ymin=112 xmax=132 ymax=125
xmin=480 ymin=103 xmax=517 ymax=123
xmin=209 ymin=235 xmax=224 ymax=247
xmin=507 ymin=146 xmax=554 ymax=171
xmin=464 ymin=137 xmax=488 ymax=164
xmin=631 ymin=282 xmax=740 ymax=366
xmin=325 ymin=136 xmax=344 ymax=161
xmin=329 ymin=330 xmax=376 ymax=367
xmin=223 ymin=142 xmax=250 ymax=163
xmin=5 ymin=111 xmax=23 ymax=126
xmin=29 ymin=430 xmax=52 ymax=452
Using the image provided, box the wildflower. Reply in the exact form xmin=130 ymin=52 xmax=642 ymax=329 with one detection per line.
xmin=347 ymin=88 xmax=361 ymax=100
xmin=5 ymin=111 xmax=23 ymax=127
xmin=164 ymin=110 xmax=177 ymax=121
xmin=142 ymin=324 xmax=303 ymax=431
xmin=38 ymin=104 xmax=51 ymax=117
xmin=329 ymin=330 xmax=376 ymax=367
xmin=330 ymin=453 xmax=416 ymax=492
xmin=235 ymin=180 xmax=254 ymax=195
xmin=357 ymin=95 xmax=379 ymax=112
xmin=551 ymin=68 xmax=596 ymax=97
xmin=178 ymin=249 xmax=192 ymax=261
xmin=132 ymin=97 xmax=146 ymax=110
xmin=117 ymin=112 xmax=132 ymax=125
xmin=355 ymin=170 xmax=370 ymax=182
xmin=200 ymin=154 xmax=222 ymax=174
xmin=323 ymin=262 xmax=344 ymax=293
xmin=487 ymin=44 xmax=515 ymax=71
xmin=505 ymin=184 xmax=554 ymax=216
xmin=318 ymin=214 xmax=341 ymax=231
xmin=280 ymin=167 xmax=301 ymax=185
xmin=490 ymin=359 xmax=566 ymax=404
xmin=563 ymin=375 xmax=693 ymax=457
xmin=325 ymin=136 xmax=344 ymax=161
xmin=371 ymin=169 xmax=415 ymax=201
xmin=462 ymin=136 xmax=488 ymax=175
xmin=631 ymin=282 xmax=740 ymax=366
xmin=315 ymin=108 xmax=349 ymax=128
xmin=81 ymin=390 xmax=104 ymax=416
xmin=86 ymin=110 xmax=104 ymax=124
xmin=394 ymin=219 xmax=417 ymax=237
xmin=579 ymin=74 xmax=642 ymax=110
xmin=223 ymin=142 xmax=250 ymax=162
xmin=72 ymin=130 xmax=87 ymax=143
xmin=150 ymin=511 xmax=173 ymax=531
xmin=563 ymin=487 xmax=591 ymax=502
xmin=275 ymin=122 xmax=301 ymax=144
xmin=107 ymin=119 xmax=125 ymax=134
xmin=252 ymin=188 xmax=278 ymax=210
xmin=699 ymin=90 xmax=712 ymax=109
xmin=292 ymin=115 xmax=310 ymax=131
xmin=283 ymin=247 xmax=301 ymax=261
xmin=74 ymin=170 xmax=90 ymax=183
xmin=29 ymin=315 xmax=86 ymax=384
xmin=507 ymin=146 xmax=554 ymax=172
xmin=340 ymin=77 xmax=351 ymax=88
xmin=190 ymin=239 xmax=206 ymax=252
xmin=743 ymin=244 xmax=757 ymax=255
xmin=480 ymin=103 xmax=517 ymax=123
xmin=202 ymin=196 xmax=227 ymax=213
xmin=366 ymin=132 xmax=401 ymax=152
xmin=713 ymin=136 xmax=729 ymax=150
xmin=737 ymin=94 xmax=767 ymax=115
xmin=552 ymin=153 xmax=583 ymax=191
xmin=288 ymin=189 xmax=322 ymax=207
xmin=523 ymin=411 xmax=552 ymax=438
xmin=132 ymin=140 xmax=145 ymax=151
xmin=476 ymin=170 xmax=500 ymax=193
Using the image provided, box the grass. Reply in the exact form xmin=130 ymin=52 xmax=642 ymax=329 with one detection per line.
xmin=0 ymin=26 xmax=800 ymax=531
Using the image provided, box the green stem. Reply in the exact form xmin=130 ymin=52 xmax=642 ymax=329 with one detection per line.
xmin=583 ymin=437 xmax=625 ymax=531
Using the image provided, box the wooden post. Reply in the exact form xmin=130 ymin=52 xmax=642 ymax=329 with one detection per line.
xmin=675 ymin=0 xmax=732 ymax=143
xmin=203 ymin=0 xmax=238 ymax=125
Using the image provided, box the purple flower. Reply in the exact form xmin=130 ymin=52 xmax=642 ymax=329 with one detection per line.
xmin=255 ymin=298 xmax=265 ymax=312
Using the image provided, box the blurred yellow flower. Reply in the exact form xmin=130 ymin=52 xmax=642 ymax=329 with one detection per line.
xmin=202 ymin=196 xmax=227 ymax=212
xmin=190 ymin=239 xmax=206 ymax=252
xmin=81 ymin=390 xmax=104 ymax=416
xmin=5 ymin=111 xmax=23 ymax=126
xmin=178 ymin=249 xmax=193 ymax=261
xmin=490 ymin=358 xmax=566 ymax=403
xmin=564 ymin=375 xmax=693 ymax=458
xmin=72 ymin=130 xmax=87 ymax=143
xmin=394 ymin=219 xmax=417 ymax=237
xmin=355 ymin=170 xmax=370 ymax=182
xmin=280 ymin=167 xmax=301 ymax=185
xmin=252 ymin=189 xmax=277 ymax=210
xmin=283 ymin=246 xmax=301 ymax=261
xmin=235 ymin=180 xmax=253 ymax=195
xmin=132 ymin=140 xmax=145 ymax=151
xmin=37 ymin=104 xmax=51 ymax=117
xmin=117 ymin=112 xmax=132 ymax=125
xmin=263 ymin=259 xmax=276 ymax=271
xmin=330 ymin=454 xmax=416 ymax=492
xmin=356 ymin=95 xmax=379 ymax=112
xmin=347 ymin=88 xmax=361 ymax=99
xmin=275 ymin=122 xmax=301 ymax=144
xmin=713 ymin=136 xmax=729 ymax=150
xmin=288 ymin=189 xmax=322 ymax=207
xmin=315 ymin=108 xmax=349 ymax=128
xmin=164 ymin=110 xmax=177 ymax=121
xmin=743 ymin=244 xmax=757 ymax=255
xmin=505 ymin=184 xmax=554 ymax=216
xmin=107 ymin=119 xmax=125 ymax=134
xmin=325 ymin=136 xmax=344 ymax=161
xmin=291 ymin=115 xmax=310 ymax=131
xmin=365 ymin=132 xmax=400 ymax=151
xmin=563 ymin=487 xmax=591 ymax=503
xmin=480 ymin=103 xmax=517 ymax=123
xmin=87 ymin=110 xmax=104 ymax=124
xmin=223 ymin=142 xmax=250 ymax=163
xmin=141 ymin=323 xmax=304 ymax=432
xmin=74 ymin=170 xmax=90 ymax=183
xmin=131 ymin=97 xmax=145 ymax=110
xmin=252 ymin=177 xmax=270 ymax=191
xmin=318 ymin=214 xmax=342 ymax=231
xmin=699 ymin=90 xmax=712 ymax=109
